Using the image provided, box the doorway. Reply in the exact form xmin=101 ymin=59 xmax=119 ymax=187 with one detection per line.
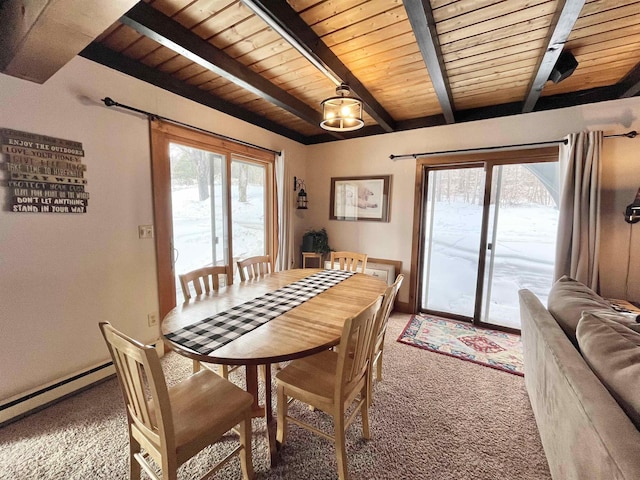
xmin=414 ymin=148 xmax=559 ymax=332
xmin=151 ymin=120 xmax=275 ymax=318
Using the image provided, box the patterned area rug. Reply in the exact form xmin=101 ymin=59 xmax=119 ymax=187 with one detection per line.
xmin=397 ymin=314 xmax=524 ymax=376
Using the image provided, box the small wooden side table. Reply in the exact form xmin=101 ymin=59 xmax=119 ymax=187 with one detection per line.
xmin=302 ymin=252 xmax=323 ymax=268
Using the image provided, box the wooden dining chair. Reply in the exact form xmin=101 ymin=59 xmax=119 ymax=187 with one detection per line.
xmin=178 ymin=265 xmax=233 ymax=301
xmin=99 ymin=322 xmax=255 ymax=480
xmin=329 ymin=251 xmax=368 ymax=273
xmin=179 ymin=265 xmax=236 ymax=377
xmin=368 ymin=273 xmax=404 ymax=406
xmin=236 ymin=255 xmax=279 ymax=374
xmin=237 ymin=255 xmax=272 ymax=281
xmin=276 ymin=295 xmax=383 ymax=480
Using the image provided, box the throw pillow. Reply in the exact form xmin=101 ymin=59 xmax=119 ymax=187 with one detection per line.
xmin=577 ymin=313 xmax=640 ymax=430
xmin=547 ymin=276 xmax=613 ymax=347
xmin=584 ymin=311 xmax=640 ymax=334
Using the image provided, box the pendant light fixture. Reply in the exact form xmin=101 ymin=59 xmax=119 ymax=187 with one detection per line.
xmin=320 ymin=83 xmax=364 ymax=132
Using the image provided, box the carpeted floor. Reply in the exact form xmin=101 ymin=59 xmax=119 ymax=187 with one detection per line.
xmin=398 ymin=314 xmax=525 ymax=376
xmin=0 ymin=314 xmax=551 ymax=480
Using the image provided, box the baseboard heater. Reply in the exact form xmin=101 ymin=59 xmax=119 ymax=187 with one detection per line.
xmin=0 ymin=361 xmax=115 ymax=426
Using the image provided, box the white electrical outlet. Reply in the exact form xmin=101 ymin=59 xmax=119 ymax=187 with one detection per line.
xmin=147 ymin=312 xmax=158 ymax=327
xmin=138 ymin=225 xmax=154 ymax=239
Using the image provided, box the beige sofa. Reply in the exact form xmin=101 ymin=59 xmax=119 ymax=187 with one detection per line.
xmin=519 ymin=279 xmax=640 ymax=480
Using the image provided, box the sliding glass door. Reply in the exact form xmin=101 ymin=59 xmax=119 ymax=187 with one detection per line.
xmin=421 ymin=166 xmax=485 ymax=319
xmin=418 ymin=155 xmax=559 ymax=331
xmin=151 ymin=121 xmax=275 ymax=317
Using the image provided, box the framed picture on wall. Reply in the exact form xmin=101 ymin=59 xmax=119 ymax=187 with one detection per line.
xmin=330 ymin=175 xmax=391 ymax=222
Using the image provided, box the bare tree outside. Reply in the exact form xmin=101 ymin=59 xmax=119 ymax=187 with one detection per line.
xmin=169 ymin=144 xmax=213 ymax=201
xmin=432 ymin=167 xmax=555 ymax=207
xmin=238 ymin=163 xmax=248 ymax=202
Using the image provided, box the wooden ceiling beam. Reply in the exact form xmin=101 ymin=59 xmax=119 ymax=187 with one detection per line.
xmin=0 ymin=0 xmax=139 ymax=83
xmin=241 ymin=0 xmax=396 ymax=133
xmin=121 ymin=2 xmax=340 ymax=138
xmin=522 ymin=0 xmax=586 ymax=113
xmin=305 ymin=84 xmax=623 ymax=144
xmin=403 ymin=0 xmax=456 ymax=124
xmin=618 ymin=61 xmax=640 ymax=98
xmin=79 ymin=43 xmax=308 ymax=144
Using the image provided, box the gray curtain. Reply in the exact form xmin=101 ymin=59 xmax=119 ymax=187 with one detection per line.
xmin=554 ymin=130 xmax=603 ymax=290
xmin=275 ymin=151 xmax=294 ymax=271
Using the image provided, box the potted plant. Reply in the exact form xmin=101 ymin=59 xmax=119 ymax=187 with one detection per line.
xmin=302 ymin=228 xmax=331 ymax=255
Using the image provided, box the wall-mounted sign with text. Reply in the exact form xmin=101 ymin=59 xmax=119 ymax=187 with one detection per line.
xmin=1 ymin=128 xmax=89 ymax=213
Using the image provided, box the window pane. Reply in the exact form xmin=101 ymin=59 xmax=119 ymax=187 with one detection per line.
xmin=482 ymin=163 xmax=559 ymax=328
xmin=170 ymin=143 xmax=226 ymax=301
xmin=421 ymin=167 xmax=485 ymax=317
xmin=230 ymin=158 xmax=266 ymax=266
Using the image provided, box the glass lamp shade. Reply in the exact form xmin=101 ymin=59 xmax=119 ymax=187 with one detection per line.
xmin=297 ymin=188 xmax=308 ymax=209
xmin=320 ymin=84 xmax=364 ymax=132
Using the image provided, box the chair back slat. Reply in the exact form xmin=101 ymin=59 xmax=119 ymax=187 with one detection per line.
xmin=330 ymin=251 xmax=368 ymax=273
xmin=335 ymin=296 xmax=382 ymax=401
xmin=237 ymin=255 xmax=272 ymax=281
xmin=179 ymin=265 xmax=233 ymax=300
xmin=117 ymin=351 xmax=151 ymax=428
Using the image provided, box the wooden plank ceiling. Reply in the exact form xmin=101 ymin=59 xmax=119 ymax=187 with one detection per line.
xmin=78 ymin=0 xmax=640 ymax=144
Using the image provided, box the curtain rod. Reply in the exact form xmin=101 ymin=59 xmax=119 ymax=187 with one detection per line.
xmin=389 ymin=130 xmax=638 ymax=161
xmin=101 ymin=97 xmax=281 ymax=156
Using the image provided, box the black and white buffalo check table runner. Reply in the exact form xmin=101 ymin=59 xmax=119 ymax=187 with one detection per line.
xmin=165 ymin=269 xmax=355 ymax=355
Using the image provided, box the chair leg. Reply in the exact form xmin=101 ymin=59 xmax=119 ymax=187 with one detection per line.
xmin=361 ymin=385 xmax=371 ymax=440
xmin=334 ymin=411 xmax=349 ymax=480
xmin=219 ymin=364 xmax=230 ymax=379
xmin=367 ymin=366 xmax=374 ymax=408
xmin=161 ymin=454 xmax=178 ymax=480
xmin=192 ymin=359 xmax=201 ymax=373
xmin=239 ymin=414 xmax=255 ymax=480
xmin=129 ymin=435 xmax=141 ymax=480
xmin=276 ymin=385 xmax=288 ymax=444
xmin=376 ymin=349 xmax=384 ymax=381
xmin=368 ymin=351 xmax=383 ymax=407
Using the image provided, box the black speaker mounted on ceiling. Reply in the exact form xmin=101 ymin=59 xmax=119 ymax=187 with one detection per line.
xmin=549 ymin=51 xmax=578 ymax=84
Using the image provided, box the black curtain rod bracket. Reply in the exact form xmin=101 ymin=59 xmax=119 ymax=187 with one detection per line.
xmin=389 ymin=130 xmax=638 ymax=160
xmin=101 ymin=97 xmax=281 ymax=156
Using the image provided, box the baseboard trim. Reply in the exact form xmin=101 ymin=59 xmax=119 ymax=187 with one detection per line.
xmin=0 ymin=362 xmax=115 ymax=426
xmin=0 ymin=339 xmax=163 ymax=426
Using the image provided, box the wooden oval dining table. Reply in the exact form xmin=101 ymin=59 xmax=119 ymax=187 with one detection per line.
xmin=161 ymin=268 xmax=388 ymax=465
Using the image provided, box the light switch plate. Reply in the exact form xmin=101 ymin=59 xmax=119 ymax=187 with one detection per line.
xmin=138 ymin=225 xmax=154 ymax=239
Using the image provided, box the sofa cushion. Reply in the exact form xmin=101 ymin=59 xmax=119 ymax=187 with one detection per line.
xmin=547 ymin=276 xmax=613 ymax=347
xmin=577 ymin=313 xmax=640 ymax=430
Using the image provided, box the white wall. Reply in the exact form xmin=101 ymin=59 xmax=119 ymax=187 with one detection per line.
xmin=0 ymin=57 xmax=307 ymax=401
xmin=302 ymin=97 xmax=640 ymax=306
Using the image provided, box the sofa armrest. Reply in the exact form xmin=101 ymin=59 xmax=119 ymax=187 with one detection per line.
xmin=519 ymin=289 xmax=640 ymax=480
